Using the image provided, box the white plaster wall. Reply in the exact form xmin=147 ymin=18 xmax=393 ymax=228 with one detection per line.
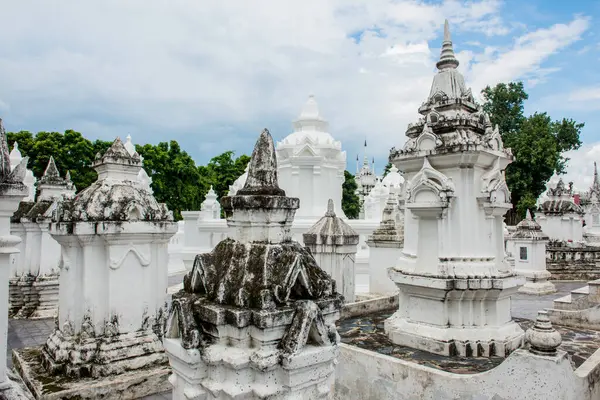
xmin=180 ymin=212 xmax=228 ymax=270
xmin=167 ymin=221 xmax=186 ymax=276
xmin=54 ymin=223 xmax=175 ymax=336
xmin=367 ymin=244 xmax=401 ymax=295
xmin=38 ymin=224 xmax=61 ymax=276
xmin=10 ymin=224 xmax=26 ymax=278
xmin=309 ymin=245 xmax=356 ymax=303
xmin=512 ymin=240 xmax=546 ymax=275
xmin=538 ymin=214 xmax=583 ymax=242
xmin=335 ymin=344 xmax=600 ymax=400
xmin=278 ymin=162 xmax=345 ymax=220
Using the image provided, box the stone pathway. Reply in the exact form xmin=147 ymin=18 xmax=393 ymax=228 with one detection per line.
xmin=3 ymin=279 xmax=592 ymax=397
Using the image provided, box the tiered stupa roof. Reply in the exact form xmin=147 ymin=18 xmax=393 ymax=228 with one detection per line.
xmin=538 ymin=177 xmax=583 ymax=215
xmin=512 ymin=210 xmax=549 ymax=240
xmin=304 ymin=199 xmax=358 ymax=246
xmin=278 ymin=95 xmax=341 ymax=150
xmin=49 ymin=138 xmax=171 ymax=222
xmin=390 ymin=20 xmax=507 ymax=159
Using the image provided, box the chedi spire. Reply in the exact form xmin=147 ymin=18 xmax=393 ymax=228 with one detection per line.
xmin=43 ymin=156 xmax=60 ymax=179
xmin=0 ymin=119 xmax=11 ymax=181
xmin=237 ymin=129 xmax=285 ymax=196
xmin=436 ymin=19 xmax=459 ymax=71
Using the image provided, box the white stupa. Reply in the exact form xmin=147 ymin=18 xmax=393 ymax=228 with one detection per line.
xmin=9 ymin=142 xmax=36 ymax=201
xmin=124 ymin=135 xmax=153 ymax=193
xmin=276 ymin=95 xmax=347 ymax=219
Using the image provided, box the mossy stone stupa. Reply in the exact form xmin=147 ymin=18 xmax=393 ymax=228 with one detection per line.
xmin=164 ymin=129 xmax=343 ymax=400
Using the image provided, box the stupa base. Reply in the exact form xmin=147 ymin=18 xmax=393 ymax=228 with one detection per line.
xmin=519 ymin=280 xmax=557 ymax=295
xmin=29 ymin=278 xmax=59 ymax=319
xmin=164 ymin=338 xmax=336 ymax=400
xmin=13 ymin=346 xmax=170 ymax=400
xmin=385 ymin=271 xmax=525 ymax=357
xmin=385 ymin=313 xmax=524 ymax=357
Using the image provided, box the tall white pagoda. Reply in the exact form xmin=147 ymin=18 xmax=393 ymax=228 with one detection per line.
xmin=276 ymin=95 xmax=347 ymax=219
xmin=384 ymin=20 xmax=523 ymax=357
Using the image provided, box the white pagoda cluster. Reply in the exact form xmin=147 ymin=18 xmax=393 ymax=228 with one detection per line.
xmin=536 ymin=174 xmax=584 ymax=244
xmin=384 ymin=20 xmax=524 ymax=357
xmin=581 ymin=162 xmax=600 ymax=245
xmin=9 ymin=156 xmax=75 ymax=319
xmin=9 ymin=143 xmax=35 ymax=202
xmin=276 ymin=95 xmax=347 ymax=220
xmin=507 ymin=211 xmax=556 ymax=295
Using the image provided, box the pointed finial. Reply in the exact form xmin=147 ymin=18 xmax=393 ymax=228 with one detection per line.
xmin=325 ymin=198 xmax=336 ymax=217
xmin=65 ymin=170 xmax=72 ymax=182
xmin=0 ymin=118 xmax=11 ymax=180
xmin=13 ymin=142 xmax=18 ymax=151
xmin=237 ymin=129 xmax=285 ymax=196
xmin=436 ymin=19 xmax=459 ymax=70
xmin=525 ymin=209 xmax=533 ymax=221
xmin=43 ymin=156 xmax=61 ymax=178
xmin=364 ymin=140 xmax=367 ymax=147
xmin=299 ymin=94 xmax=321 ymax=120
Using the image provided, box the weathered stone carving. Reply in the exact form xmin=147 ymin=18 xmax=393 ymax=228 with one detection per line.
xmin=526 ymin=310 xmax=562 ymax=356
xmin=164 ymin=129 xmax=342 ymax=399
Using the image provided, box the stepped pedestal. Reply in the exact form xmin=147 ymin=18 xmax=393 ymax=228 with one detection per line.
xmin=547 ymin=280 xmax=600 ymax=330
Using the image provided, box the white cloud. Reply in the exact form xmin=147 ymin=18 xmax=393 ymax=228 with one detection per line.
xmin=466 ymin=16 xmax=590 ymax=96
xmin=0 ymin=0 xmax=588 ymax=168
xmin=568 ymin=87 xmax=600 ymax=102
xmin=561 ymin=142 xmax=600 ymax=193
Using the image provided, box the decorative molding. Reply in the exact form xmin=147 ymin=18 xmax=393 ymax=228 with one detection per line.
xmin=108 ymin=243 xmax=151 ymax=270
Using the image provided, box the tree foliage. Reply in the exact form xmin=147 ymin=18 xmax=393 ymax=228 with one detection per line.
xmin=198 ymin=151 xmax=251 ymax=200
xmin=342 ymin=170 xmax=360 ymax=219
xmin=7 ymin=130 xmax=112 ymax=191
xmin=135 ymin=141 xmax=204 ymax=221
xmin=382 ymin=162 xmax=392 ymax=177
xmin=6 ymin=129 xmax=251 ymax=221
xmin=481 ymin=82 xmax=583 ymax=221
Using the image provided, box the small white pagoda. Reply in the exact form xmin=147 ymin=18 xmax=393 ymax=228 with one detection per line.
xmin=384 ymin=20 xmax=524 ymax=357
xmin=276 ymin=95 xmax=347 ymax=219
xmin=198 ymin=185 xmax=221 ymax=220
xmin=509 ymin=211 xmax=555 ymax=295
xmin=124 ymin=134 xmax=153 ymax=193
xmin=304 ymin=199 xmax=359 ymax=302
xmin=537 ymin=176 xmax=584 ymax=244
xmin=9 ymin=142 xmax=36 ymax=202
xmin=582 ymin=162 xmax=600 ymax=245
xmin=14 ymin=137 xmax=177 ymax=399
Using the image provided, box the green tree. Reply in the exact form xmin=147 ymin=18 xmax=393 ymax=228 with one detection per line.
xmin=198 ymin=151 xmax=250 ymax=199
xmin=136 ymin=141 xmax=204 ymax=221
xmin=342 ymin=170 xmax=360 ymax=219
xmin=7 ymin=130 xmax=112 ymax=192
xmin=382 ymin=162 xmax=392 ymax=177
xmin=482 ymin=82 xmax=583 ymax=222
xmin=481 ymin=82 xmax=528 ymax=136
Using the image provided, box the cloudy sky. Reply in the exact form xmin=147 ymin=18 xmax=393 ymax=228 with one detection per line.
xmin=1 ymin=0 xmax=599 ymax=190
